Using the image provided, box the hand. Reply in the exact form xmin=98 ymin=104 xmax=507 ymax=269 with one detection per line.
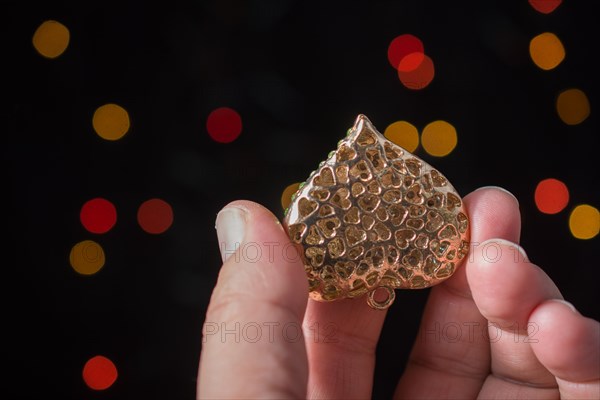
xmin=197 ymin=187 xmax=600 ymax=399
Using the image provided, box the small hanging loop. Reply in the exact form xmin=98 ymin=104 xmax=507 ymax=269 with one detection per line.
xmin=367 ymin=286 xmax=395 ymax=310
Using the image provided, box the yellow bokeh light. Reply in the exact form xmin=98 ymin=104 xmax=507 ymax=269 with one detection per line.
xmin=93 ymin=103 xmax=131 ymax=140
xmin=69 ymin=240 xmax=106 ymax=275
xmin=529 ymin=32 xmax=565 ymax=70
xmin=421 ymin=120 xmax=457 ymax=157
xmin=556 ymin=89 xmax=590 ymax=125
xmin=281 ymin=182 xmax=301 ymax=210
xmin=384 ymin=121 xmax=419 ymax=152
xmin=32 ymin=20 xmax=70 ymax=59
xmin=569 ymin=204 xmax=599 ymax=240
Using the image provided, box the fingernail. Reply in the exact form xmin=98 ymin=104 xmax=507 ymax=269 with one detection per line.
xmin=550 ymin=299 xmax=579 ymax=314
xmin=215 ymin=206 xmax=247 ymax=262
xmin=481 ymin=238 xmax=528 ymax=262
xmin=497 ymin=238 xmax=528 ymax=261
xmin=475 ymin=186 xmax=519 ymax=206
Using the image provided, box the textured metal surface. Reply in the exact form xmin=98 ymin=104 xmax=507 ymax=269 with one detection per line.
xmin=284 ymin=115 xmax=470 ymax=309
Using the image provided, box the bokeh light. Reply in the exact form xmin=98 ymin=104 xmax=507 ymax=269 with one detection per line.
xmin=384 ymin=121 xmax=419 ymax=152
xmin=82 ymin=355 xmax=118 ymax=390
xmin=32 ymin=20 xmax=70 ymax=59
xmin=69 ymin=240 xmax=106 ymax=275
xmin=556 ymin=88 xmax=590 ymax=125
xmin=529 ymin=32 xmax=565 ymax=70
xmin=529 ymin=0 xmax=562 ymax=14
xmin=207 ymin=107 xmax=242 ymax=143
xmin=534 ymin=178 xmax=569 ymax=214
xmin=281 ymin=182 xmax=301 ymax=210
xmin=80 ymin=198 xmax=117 ymax=234
xmin=398 ymin=54 xmax=435 ymax=90
xmin=92 ymin=104 xmax=130 ymax=141
xmin=398 ymin=52 xmax=426 ymax=73
xmin=137 ymin=198 xmax=174 ymax=234
xmin=569 ymin=205 xmax=600 ymax=240
xmin=387 ymin=34 xmax=424 ymax=70
xmin=421 ymin=120 xmax=457 ymax=157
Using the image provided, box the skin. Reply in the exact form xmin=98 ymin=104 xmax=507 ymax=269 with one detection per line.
xmin=197 ymin=187 xmax=600 ymax=399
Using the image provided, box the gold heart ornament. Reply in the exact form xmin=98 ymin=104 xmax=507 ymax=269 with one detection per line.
xmin=283 ymin=115 xmax=470 ymax=310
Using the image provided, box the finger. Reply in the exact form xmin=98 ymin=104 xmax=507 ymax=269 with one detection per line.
xmin=444 ymin=186 xmax=522 ymax=297
xmin=395 ymin=186 xmax=521 ymax=399
xmin=468 ymin=240 xmax=562 ymax=398
xmin=303 ymin=294 xmax=388 ymax=399
xmin=197 ymin=201 xmax=309 ymax=399
xmin=529 ymin=300 xmax=600 ymax=399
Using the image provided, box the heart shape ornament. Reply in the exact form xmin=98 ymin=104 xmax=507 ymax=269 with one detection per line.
xmin=284 ymin=115 xmax=470 ymax=309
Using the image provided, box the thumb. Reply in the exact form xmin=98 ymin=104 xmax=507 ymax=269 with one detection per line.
xmin=197 ymin=201 xmax=309 ymax=399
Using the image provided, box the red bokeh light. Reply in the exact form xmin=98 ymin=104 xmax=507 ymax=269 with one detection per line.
xmin=82 ymin=355 xmax=118 ymax=390
xmin=398 ymin=54 xmax=435 ymax=90
xmin=137 ymin=198 xmax=174 ymax=234
xmin=387 ymin=34 xmax=424 ymax=71
xmin=80 ymin=198 xmax=117 ymax=234
xmin=529 ymin=0 xmax=562 ymax=14
xmin=534 ymin=178 xmax=569 ymax=214
xmin=206 ymin=107 xmax=242 ymax=143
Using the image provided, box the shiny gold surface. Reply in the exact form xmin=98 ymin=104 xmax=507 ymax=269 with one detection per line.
xmin=284 ymin=115 xmax=470 ymax=310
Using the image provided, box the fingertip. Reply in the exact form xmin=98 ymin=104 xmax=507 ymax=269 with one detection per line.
xmin=215 ymin=200 xmax=292 ymax=265
xmin=473 ymin=186 xmax=519 ymax=207
xmin=217 ymin=199 xmax=284 ymax=232
xmin=547 ymin=299 xmax=579 ymax=315
xmin=464 ymin=187 xmax=521 ymax=244
xmin=211 ymin=199 xmax=308 ymax=320
xmin=529 ymin=299 xmax=600 ymax=383
xmin=467 ymin=239 xmax=560 ymax=328
xmin=440 ymin=187 xmax=521 ymax=298
xmin=219 ymin=199 xmax=276 ymax=214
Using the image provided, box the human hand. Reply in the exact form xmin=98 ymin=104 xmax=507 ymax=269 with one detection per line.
xmin=197 ymin=187 xmax=600 ymax=399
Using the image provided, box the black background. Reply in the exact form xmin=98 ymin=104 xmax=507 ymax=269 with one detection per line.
xmin=3 ymin=1 xmax=598 ymax=399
